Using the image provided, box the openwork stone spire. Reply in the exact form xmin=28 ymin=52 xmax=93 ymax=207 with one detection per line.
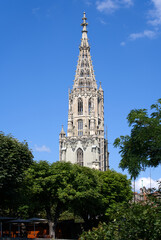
xmin=73 ymin=12 xmax=97 ymax=90
xmin=59 ymin=12 xmax=109 ymax=172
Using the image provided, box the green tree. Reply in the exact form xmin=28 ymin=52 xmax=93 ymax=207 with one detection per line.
xmin=60 ymin=164 xmax=103 ymax=230
xmin=80 ymin=195 xmax=161 ymax=240
xmin=0 ymin=132 xmax=33 ymax=214
xmin=56 ymin=166 xmax=132 ymax=230
xmin=114 ymin=99 xmax=161 ymax=178
xmin=98 ymin=170 xmax=132 ymax=221
xmin=25 ymin=162 xmax=132 ymax=237
xmin=25 ymin=161 xmax=103 ymax=236
xmin=25 ymin=161 xmax=74 ymax=238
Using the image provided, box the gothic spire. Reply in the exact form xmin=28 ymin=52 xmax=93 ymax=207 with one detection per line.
xmin=73 ymin=12 xmax=97 ymax=90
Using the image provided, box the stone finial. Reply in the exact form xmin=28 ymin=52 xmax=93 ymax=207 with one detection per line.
xmin=81 ymin=12 xmax=88 ymax=33
xmin=60 ymin=125 xmax=66 ymax=135
xmin=99 ymin=81 xmax=103 ymax=91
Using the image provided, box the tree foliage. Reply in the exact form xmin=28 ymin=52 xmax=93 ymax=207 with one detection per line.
xmin=24 ymin=161 xmax=74 ymax=237
xmin=24 ymin=161 xmax=102 ymax=236
xmin=98 ymin=170 xmax=132 ymax=221
xmin=0 ymin=132 xmax=33 ymax=214
xmin=0 ymin=131 xmax=132 ymax=237
xmin=80 ymin=194 xmax=161 ymax=240
xmin=63 ymin=164 xmax=103 ymax=227
xmin=114 ymin=99 xmax=161 ymax=178
xmin=24 ymin=161 xmax=132 ymax=237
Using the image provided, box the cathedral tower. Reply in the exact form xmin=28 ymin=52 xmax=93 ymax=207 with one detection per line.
xmin=59 ymin=13 xmax=109 ymax=171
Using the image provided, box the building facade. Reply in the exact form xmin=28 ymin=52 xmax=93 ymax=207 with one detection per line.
xmin=59 ymin=13 xmax=109 ymax=171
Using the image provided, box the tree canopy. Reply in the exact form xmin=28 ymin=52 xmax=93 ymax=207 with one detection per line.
xmin=114 ymin=99 xmax=161 ymax=178
xmin=24 ymin=161 xmax=132 ymax=237
xmin=98 ymin=170 xmax=132 ymax=221
xmin=0 ymin=131 xmax=132 ymax=237
xmin=24 ymin=161 xmax=74 ymax=237
xmin=0 ymin=132 xmax=33 ymax=214
xmin=80 ymin=187 xmax=161 ymax=240
xmin=25 ymin=161 xmax=104 ymax=236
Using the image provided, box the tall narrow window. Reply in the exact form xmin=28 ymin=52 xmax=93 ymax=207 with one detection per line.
xmin=78 ymin=119 xmax=83 ymax=136
xmin=80 ymin=70 xmax=83 ymax=77
xmin=78 ymin=98 xmax=83 ymax=115
xmin=88 ymin=98 xmax=91 ymax=115
xmin=77 ymin=148 xmax=83 ymax=166
xmin=98 ymin=97 xmax=100 ymax=115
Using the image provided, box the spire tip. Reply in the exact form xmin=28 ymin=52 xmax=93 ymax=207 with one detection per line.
xmin=81 ymin=11 xmax=88 ymax=31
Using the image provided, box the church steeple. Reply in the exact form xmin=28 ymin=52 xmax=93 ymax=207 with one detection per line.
xmin=73 ymin=12 xmax=97 ymax=90
xmin=59 ymin=13 xmax=109 ymax=171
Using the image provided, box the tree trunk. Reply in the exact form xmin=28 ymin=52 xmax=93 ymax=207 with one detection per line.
xmin=83 ymin=213 xmax=90 ymax=231
xmin=48 ymin=220 xmax=54 ymax=238
xmin=46 ymin=205 xmax=61 ymax=239
xmin=46 ymin=207 xmax=55 ymax=238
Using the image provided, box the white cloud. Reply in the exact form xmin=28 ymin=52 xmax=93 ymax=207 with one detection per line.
xmin=129 ymin=30 xmax=157 ymax=40
xmin=84 ymin=0 xmax=92 ymax=6
xmin=148 ymin=0 xmax=161 ymax=26
xmin=99 ymin=19 xmax=107 ymax=24
xmin=120 ymin=41 xmax=126 ymax=46
xmin=123 ymin=0 xmax=133 ymax=5
xmin=96 ymin=0 xmax=118 ymax=13
xmin=132 ymin=177 xmax=161 ymax=192
xmin=96 ymin=0 xmax=133 ymax=13
xmin=32 ymin=7 xmax=40 ymax=15
xmin=34 ymin=144 xmax=51 ymax=153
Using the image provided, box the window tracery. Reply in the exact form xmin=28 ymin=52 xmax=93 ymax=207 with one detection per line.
xmin=78 ymin=98 xmax=83 ymax=115
xmin=77 ymin=148 xmax=83 ymax=166
xmin=78 ymin=119 xmax=83 ymax=136
xmin=88 ymin=98 xmax=92 ymax=115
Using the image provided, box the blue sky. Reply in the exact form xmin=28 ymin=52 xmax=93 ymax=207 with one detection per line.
xmin=0 ymin=0 xmax=161 ymax=191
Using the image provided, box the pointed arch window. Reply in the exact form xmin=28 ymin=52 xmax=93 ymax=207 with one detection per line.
xmin=98 ymin=97 xmax=100 ymax=115
xmin=77 ymin=148 xmax=83 ymax=166
xmin=78 ymin=119 xmax=83 ymax=136
xmin=80 ymin=70 xmax=84 ymax=77
xmin=88 ymin=98 xmax=92 ymax=115
xmin=78 ymin=98 xmax=83 ymax=115
xmin=89 ymin=120 xmax=91 ymax=130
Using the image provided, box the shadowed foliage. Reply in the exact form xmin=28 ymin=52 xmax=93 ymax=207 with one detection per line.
xmin=0 ymin=132 xmax=33 ymax=215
